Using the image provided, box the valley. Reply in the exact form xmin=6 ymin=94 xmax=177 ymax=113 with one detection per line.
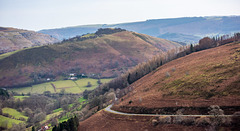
xmin=0 ymin=28 xmax=181 ymax=130
xmin=0 ymin=18 xmax=239 ymax=131
xmin=1 ymin=0 xmax=240 ymax=130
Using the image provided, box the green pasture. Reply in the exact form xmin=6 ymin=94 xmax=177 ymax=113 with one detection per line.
xmin=0 ymin=46 xmax=40 ymax=60
xmin=53 ymin=108 xmax=63 ymax=113
xmin=13 ymin=96 xmax=29 ymax=101
xmin=0 ymin=50 xmax=21 ymax=60
xmin=2 ymin=108 xmax=28 ymax=120
xmin=9 ymin=78 xmax=112 ymax=94
xmin=40 ymin=111 xmax=63 ymax=125
xmin=78 ymin=97 xmax=86 ymax=103
xmin=0 ymin=115 xmax=25 ymax=129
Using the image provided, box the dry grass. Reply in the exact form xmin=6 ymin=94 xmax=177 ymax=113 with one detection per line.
xmin=115 ymin=42 xmax=240 ymax=109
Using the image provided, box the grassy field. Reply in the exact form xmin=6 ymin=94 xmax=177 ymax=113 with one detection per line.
xmin=13 ymin=96 xmax=29 ymax=101
xmin=9 ymin=78 xmax=112 ymax=94
xmin=2 ymin=108 xmax=28 ymax=120
xmin=58 ymin=113 xmax=70 ymax=123
xmin=0 ymin=50 xmax=22 ymax=60
xmin=53 ymin=108 xmax=63 ymax=113
xmin=78 ymin=97 xmax=86 ymax=103
xmin=0 ymin=115 xmax=25 ymax=129
xmin=40 ymin=111 xmax=63 ymax=125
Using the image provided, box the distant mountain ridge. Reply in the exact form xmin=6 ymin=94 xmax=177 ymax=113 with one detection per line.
xmin=0 ymin=28 xmax=181 ymax=88
xmin=39 ymin=16 xmax=240 ymax=43
xmin=0 ymin=27 xmax=59 ymax=54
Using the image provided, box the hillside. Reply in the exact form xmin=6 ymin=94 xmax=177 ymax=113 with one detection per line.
xmin=39 ymin=16 xmax=240 ymax=43
xmin=79 ymin=41 xmax=240 ymax=131
xmin=0 ymin=28 xmax=181 ymax=88
xmin=114 ymin=41 xmax=240 ymax=110
xmin=0 ymin=27 xmax=59 ymax=54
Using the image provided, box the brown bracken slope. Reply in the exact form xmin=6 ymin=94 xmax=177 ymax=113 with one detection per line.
xmin=0 ymin=27 xmax=59 ymax=53
xmin=114 ymin=41 xmax=240 ymax=109
xmin=79 ymin=41 xmax=240 ymax=131
xmin=79 ymin=110 xmax=204 ymax=131
xmin=0 ymin=29 xmax=180 ymax=87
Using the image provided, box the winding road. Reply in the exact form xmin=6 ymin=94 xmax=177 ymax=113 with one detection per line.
xmin=104 ymin=104 xmax=235 ymax=117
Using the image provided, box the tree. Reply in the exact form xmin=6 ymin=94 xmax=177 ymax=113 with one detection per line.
xmin=52 ymin=116 xmax=79 ymax=131
xmin=232 ymin=111 xmax=240 ymax=130
xmin=45 ymin=103 xmax=54 ymax=114
xmin=97 ymin=79 xmax=102 ymax=84
xmin=50 ymin=118 xmax=58 ymax=127
xmin=52 ymin=125 xmax=57 ymax=131
xmin=32 ymin=112 xmax=46 ymax=123
xmin=208 ymin=105 xmax=224 ymax=129
xmin=43 ymin=91 xmax=51 ymax=97
xmin=60 ymin=89 xmax=65 ymax=96
xmin=190 ymin=44 xmax=194 ymax=53
xmin=196 ymin=37 xmax=214 ymax=51
xmin=208 ymin=105 xmax=224 ymax=116
xmin=10 ymin=123 xmax=26 ymax=131
xmin=32 ymin=126 xmax=35 ymax=131
xmin=1 ymin=120 xmax=8 ymax=129
xmin=86 ymin=82 xmax=92 ymax=87
xmin=89 ymin=97 xmax=101 ymax=109
xmin=83 ymin=90 xmax=90 ymax=99
xmin=62 ymin=104 xmax=69 ymax=111
xmin=0 ymin=88 xmax=9 ymax=100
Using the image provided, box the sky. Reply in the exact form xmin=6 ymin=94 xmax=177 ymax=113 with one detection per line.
xmin=0 ymin=0 xmax=240 ymax=31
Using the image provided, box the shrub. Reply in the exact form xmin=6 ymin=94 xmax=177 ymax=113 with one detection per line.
xmin=208 ymin=105 xmax=224 ymax=126
xmin=158 ymin=116 xmax=171 ymax=124
xmin=32 ymin=112 xmax=46 ymax=123
xmin=176 ymin=108 xmax=184 ymax=115
xmin=152 ymin=118 xmax=158 ymax=126
xmin=221 ymin=116 xmax=232 ymax=126
xmin=10 ymin=123 xmax=26 ymax=131
xmin=128 ymin=100 xmax=132 ymax=104
xmin=24 ymin=107 xmax=33 ymax=116
xmin=86 ymin=82 xmax=92 ymax=87
xmin=19 ymin=117 xmax=26 ymax=121
xmin=97 ymin=79 xmax=102 ymax=84
xmin=208 ymin=105 xmax=224 ymax=116
xmin=232 ymin=111 xmax=240 ymax=129
xmin=173 ymin=116 xmax=183 ymax=124
xmin=182 ymin=117 xmax=195 ymax=126
xmin=195 ymin=117 xmax=211 ymax=127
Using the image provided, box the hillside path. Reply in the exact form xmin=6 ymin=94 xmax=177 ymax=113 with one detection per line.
xmin=104 ymin=104 xmax=234 ymax=117
xmin=50 ymin=83 xmax=57 ymax=92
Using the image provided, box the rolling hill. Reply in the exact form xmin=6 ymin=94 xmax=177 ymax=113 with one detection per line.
xmin=39 ymin=16 xmax=240 ymax=43
xmin=79 ymin=40 xmax=240 ymax=130
xmin=0 ymin=27 xmax=59 ymax=54
xmin=0 ymin=28 xmax=181 ymax=88
xmin=113 ymin=41 xmax=240 ymax=111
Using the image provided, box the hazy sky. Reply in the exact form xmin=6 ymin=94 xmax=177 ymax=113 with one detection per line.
xmin=0 ymin=0 xmax=240 ymax=31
